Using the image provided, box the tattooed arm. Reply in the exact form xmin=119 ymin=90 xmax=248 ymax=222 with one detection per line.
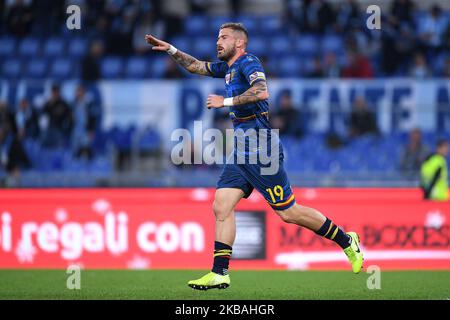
xmin=232 ymin=81 xmax=269 ymax=105
xmin=170 ymin=50 xmax=210 ymax=75
xmin=206 ymin=81 xmax=269 ymax=109
xmin=145 ymin=34 xmax=210 ymax=76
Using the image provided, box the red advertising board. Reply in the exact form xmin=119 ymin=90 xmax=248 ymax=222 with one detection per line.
xmin=0 ymin=188 xmax=448 ymax=270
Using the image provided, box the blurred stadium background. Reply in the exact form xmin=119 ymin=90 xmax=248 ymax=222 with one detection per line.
xmin=0 ymin=0 xmax=449 ymax=187
xmin=0 ymin=0 xmax=449 ymax=298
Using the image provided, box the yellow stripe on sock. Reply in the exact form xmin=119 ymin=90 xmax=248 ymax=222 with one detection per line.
xmin=330 ymin=226 xmax=339 ymax=240
xmin=215 ymin=249 xmax=232 ymax=254
xmin=324 ymin=222 xmax=334 ymax=237
xmin=214 ymin=253 xmax=232 ymax=257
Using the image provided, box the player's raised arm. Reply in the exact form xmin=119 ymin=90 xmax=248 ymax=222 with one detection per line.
xmin=145 ymin=34 xmax=211 ymax=76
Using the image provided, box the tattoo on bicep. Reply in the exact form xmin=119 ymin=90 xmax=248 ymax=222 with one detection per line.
xmin=170 ymin=50 xmax=209 ymax=75
xmin=233 ymin=81 xmax=268 ymax=105
xmin=190 ymin=61 xmax=209 ymax=76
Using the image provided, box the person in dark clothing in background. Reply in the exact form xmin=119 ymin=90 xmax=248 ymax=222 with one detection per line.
xmin=349 ymin=96 xmax=378 ymax=138
xmin=72 ymin=85 xmax=98 ymax=159
xmin=42 ymin=84 xmax=73 ymax=148
xmin=336 ymin=0 xmax=360 ymax=32
xmin=189 ymin=0 xmax=209 ymax=14
xmin=108 ymin=5 xmax=138 ymax=55
xmin=0 ymin=101 xmax=30 ymax=180
xmin=0 ymin=127 xmax=31 ymax=174
xmin=391 ymin=0 xmax=415 ymax=28
xmin=5 ymin=0 xmax=33 ymax=37
xmin=418 ymin=5 xmax=448 ymax=54
xmin=306 ymin=56 xmax=324 ymax=78
xmin=81 ymin=41 xmax=104 ymax=81
xmin=271 ymin=92 xmax=303 ymax=139
xmin=14 ymin=98 xmax=40 ymax=140
xmin=400 ymin=128 xmax=429 ymax=173
xmin=302 ymin=0 xmax=336 ymax=34
xmin=0 ymin=101 xmax=13 ymax=134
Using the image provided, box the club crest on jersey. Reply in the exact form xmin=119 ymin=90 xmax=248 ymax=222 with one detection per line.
xmin=225 ymin=70 xmax=235 ymax=85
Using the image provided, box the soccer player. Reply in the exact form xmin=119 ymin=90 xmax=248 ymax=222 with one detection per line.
xmin=145 ymin=23 xmax=363 ymax=290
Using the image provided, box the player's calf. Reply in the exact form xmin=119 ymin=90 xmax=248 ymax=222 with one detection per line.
xmin=275 ymin=204 xmax=352 ymax=249
xmin=274 ymin=203 xmax=363 ymax=272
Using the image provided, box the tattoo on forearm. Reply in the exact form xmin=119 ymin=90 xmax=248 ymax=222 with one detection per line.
xmin=171 ymin=50 xmax=209 ymax=76
xmin=233 ymin=81 xmax=268 ymax=105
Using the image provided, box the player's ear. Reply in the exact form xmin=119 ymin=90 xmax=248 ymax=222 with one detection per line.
xmin=236 ymin=38 xmax=245 ymax=49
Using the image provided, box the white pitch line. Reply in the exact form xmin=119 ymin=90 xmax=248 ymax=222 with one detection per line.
xmin=275 ymin=250 xmax=450 ymax=266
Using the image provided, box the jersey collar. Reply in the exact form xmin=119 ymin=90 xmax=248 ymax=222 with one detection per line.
xmin=227 ymin=51 xmax=247 ymax=67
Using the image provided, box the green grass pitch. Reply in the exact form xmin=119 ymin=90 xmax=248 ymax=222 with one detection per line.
xmin=0 ymin=270 xmax=448 ymax=300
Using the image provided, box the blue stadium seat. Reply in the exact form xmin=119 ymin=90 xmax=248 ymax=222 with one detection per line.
xmin=18 ymin=38 xmax=41 ymax=56
xmin=192 ymin=36 xmax=215 ymax=58
xmin=209 ymin=15 xmax=232 ymax=33
xmin=321 ymin=35 xmax=344 ymax=55
xmin=367 ymin=155 xmax=392 ymax=171
xmin=313 ymin=152 xmax=333 ymax=172
xmin=138 ymin=127 xmax=161 ymax=152
xmin=247 ymin=36 xmax=267 ymax=57
xmin=265 ymin=57 xmax=280 ymax=77
xmin=23 ymin=139 xmax=41 ymax=169
xmin=63 ymin=158 xmax=90 ymax=172
xmin=184 ymin=15 xmax=209 ymax=35
xmin=101 ymin=57 xmax=124 ymax=79
xmin=125 ymin=57 xmax=148 ymax=78
xmin=35 ymin=148 xmax=66 ymax=171
xmin=50 ymin=149 xmax=65 ymax=171
xmin=295 ymin=34 xmax=319 ymax=56
xmin=302 ymin=56 xmax=320 ymax=75
xmin=148 ymin=56 xmax=167 ymax=78
xmin=277 ymin=55 xmax=302 ymax=77
xmin=237 ymin=15 xmax=258 ymax=35
xmin=0 ymin=37 xmax=16 ymax=57
xmin=258 ymin=16 xmax=283 ymax=33
xmin=270 ymin=36 xmax=292 ymax=54
xmin=108 ymin=125 xmax=135 ymax=151
xmin=49 ymin=58 xmax=73 ymax=80
xmin=88 ymin=157 xmax=112 ymax=174
xmin=2 ymin=59 xmax=22 ymax=78
xmin=26 ymin=59 xmax=48 ymax=78
xmin=43 ymin=37 xmax=66 ymax=57
xmin=339 ymin=154 xmax=364 ymax=172
xmin=433 ymin=53 xmax=449 ymax=76
xmin=23 ymin=138 xmax=40 ymax=152
xmin=68 ymin=38 xmax=88 ymax=58
xmin=170 ymin=36 xmax=191 ymax=53
xmin=92 ymin=130 xmax=110 ymax=154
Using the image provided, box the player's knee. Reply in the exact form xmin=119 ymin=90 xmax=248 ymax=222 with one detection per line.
xmin=213 ymin=199 xmax=232 ymax=221
xmin=275 ymin=207 xmax=297 ymax=224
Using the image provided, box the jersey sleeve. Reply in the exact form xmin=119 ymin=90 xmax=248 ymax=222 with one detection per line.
xmin=206 ymin=61 xmax=228 ymax=78
xmin=240 ymin=55 xmax=267 ymax=85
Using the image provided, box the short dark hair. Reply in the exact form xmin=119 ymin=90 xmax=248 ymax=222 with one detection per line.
xmin=432 ymin=5 xmax=442 ymax=15
xmin=220 ymin=22 xmax=249 ymax=40
xmin=437 ymin=139 xmax=449 ymax=148
xmin=51 ymin=84 xmax=60 ymax=93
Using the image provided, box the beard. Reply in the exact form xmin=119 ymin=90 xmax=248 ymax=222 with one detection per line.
xmin=217 ymin=46 xmax=236 ymax=62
